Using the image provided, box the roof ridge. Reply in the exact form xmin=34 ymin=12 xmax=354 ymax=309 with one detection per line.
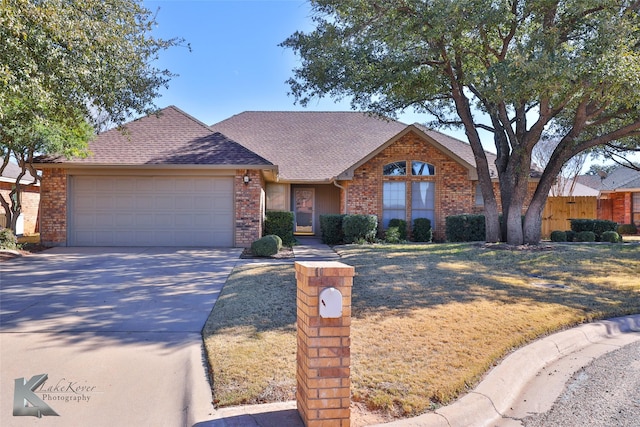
xmin=164 ymin=105 xmax=214 ymax=133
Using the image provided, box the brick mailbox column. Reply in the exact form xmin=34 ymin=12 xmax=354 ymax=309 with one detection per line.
xmin=295 ymin=261 xmax=354 ymax=427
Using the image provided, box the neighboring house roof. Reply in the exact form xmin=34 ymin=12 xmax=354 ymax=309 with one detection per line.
xmin=550 ymin=180 xmax=599 ymax=197
xmin=577 ymin=167 xmax=640 ymax=193
xmin=0 ymin=162 xmax=39 ymax=185
xmin=35 ymin=106 xmax=274 ymax=169
xmin=599 ymin=166 xmax=640 ymax=192
xmin=576 ymin=174 xmax=603 ymax=190
xmin=211 ymin=111 xmax=496 ymax=182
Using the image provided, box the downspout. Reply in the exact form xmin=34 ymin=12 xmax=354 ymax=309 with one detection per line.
xmin=332 ymin=179 xmax=348 ymax=214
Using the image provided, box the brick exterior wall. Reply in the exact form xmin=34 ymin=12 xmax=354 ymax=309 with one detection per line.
xmin=343 ymin=131 xmax=540 ymax=241
xmin=39 ymin=168 xmax=264 ymax=248
xmin=605 ymin=192 xmax=632 ymax=225
xmin=0 ymin=182 xmax=40 ymax=234
xmin=234 ymin=169 xmax=264 ymax=247
xmin=40 ymin=168 xmax=67 ymax=246
xmin=295 ymin=261 xmax=354 ymax=427
xmin=345 ymin=130 xmax=476 ymax=241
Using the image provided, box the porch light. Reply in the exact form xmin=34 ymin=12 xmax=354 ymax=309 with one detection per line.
xmin=243 ymin=174 xmax=251 ymax=185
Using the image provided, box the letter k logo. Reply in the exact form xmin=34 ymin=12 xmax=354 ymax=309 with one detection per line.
xmin=13 ymin=374 xmax=59 ymax=417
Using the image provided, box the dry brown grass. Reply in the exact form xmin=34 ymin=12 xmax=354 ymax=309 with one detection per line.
xmin=202 ymin=242 xmax=640 ymax=419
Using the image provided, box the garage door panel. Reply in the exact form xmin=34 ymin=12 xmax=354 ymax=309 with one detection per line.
xmin=70 ymin=176 xmax=234 ymax=247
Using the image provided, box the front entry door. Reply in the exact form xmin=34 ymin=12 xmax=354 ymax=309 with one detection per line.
xmin=294 ymin=188 xmax=315 ymax=234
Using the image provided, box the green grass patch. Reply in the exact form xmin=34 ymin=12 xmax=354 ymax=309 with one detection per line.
xmin=203 ymin=243 xmax=640 ymax=419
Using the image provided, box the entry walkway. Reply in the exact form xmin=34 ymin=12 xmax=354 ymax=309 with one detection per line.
xmin=292 ymin=236 xmax=340 ymax=261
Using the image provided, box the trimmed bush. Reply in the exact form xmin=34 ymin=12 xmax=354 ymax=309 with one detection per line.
xmin=0 ymin=227 xmax=18 ymax=250
xmin=570 ymin=219 xmax=617 ymax=241
xmin=320 ymin=214 xmax=345 ymax=245
xmin=617 ymin=223 xmax=638 ymax=235
xmin=565 ymin=230 xmax=576 ymax=242
xmin=264 ymin=211 xmax=295 ymax=246
xmin=387 ymin=218 xmax=407 ymax=241
xmin=384 ymin=227 xmax=402 ymax=243
xmin=251 ymin=234 xmax=282 ymax=257
xmin=412 ymin=218 xmax=432 ymax=243
xmin=574 ymin=231 xmax=596 ymax=242
xmin=446 ymin=214 xmax=485 ymax=242
xmin=550 ymin=230 xmax=567 ymax=242
xmin=342 ymin=214 xmax=378 ymax=243
xmin=601 ymin=231 xmax=622 ymax=243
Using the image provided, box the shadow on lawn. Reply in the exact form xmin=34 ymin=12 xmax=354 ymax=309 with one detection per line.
xmin=343 ymin=243 xmax=640 ymax=319
xmin=205 ymin=243 xmax=640 ymax=334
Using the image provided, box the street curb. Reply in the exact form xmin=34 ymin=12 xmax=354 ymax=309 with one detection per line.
xmin=372 ymin=314 xmax=640 ymax=427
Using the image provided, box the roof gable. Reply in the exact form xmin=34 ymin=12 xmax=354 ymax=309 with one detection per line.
xmin=36 ymin=106 xmax=273 ymax=168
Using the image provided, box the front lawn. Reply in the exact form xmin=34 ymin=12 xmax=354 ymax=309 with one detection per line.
xmin=202 ymin=243 xmax=640 ymax=420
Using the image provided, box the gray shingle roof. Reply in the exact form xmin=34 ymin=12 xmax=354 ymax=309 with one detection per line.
xmin=36 ymin=106 xmax=273 ymax=167
xmin=599 ymin=167 xmax=640 ymax=191
xmin=212 ymin=111 xmax=407 ymax=181
xmin=211 ymin=111 xmax=492 ymax=181
xmin=1 ymin=162 xmax=38 ymax=183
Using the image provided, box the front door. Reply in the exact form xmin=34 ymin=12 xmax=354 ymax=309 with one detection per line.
xmin=294 ymin=188 xmax=315 ymax=234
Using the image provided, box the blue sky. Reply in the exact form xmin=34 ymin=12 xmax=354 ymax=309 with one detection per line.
xmin=145 ymin=0 xmax=470 ymax=139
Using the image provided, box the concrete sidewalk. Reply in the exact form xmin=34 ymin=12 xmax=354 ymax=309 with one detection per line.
xmin=199 ymin=314 xmax=640 ymax=427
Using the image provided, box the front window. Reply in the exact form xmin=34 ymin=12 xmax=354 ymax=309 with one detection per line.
xmin=382 ymin=182 xmax=406 ymax=228
xmin=411 ymin=182 xmax=435 ymax=225
xmin=633 ymin=193 xmax=640 ymax=225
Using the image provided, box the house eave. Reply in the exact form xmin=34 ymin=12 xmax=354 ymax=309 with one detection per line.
xmin=33 ymin=162 xmax=277 ymax=171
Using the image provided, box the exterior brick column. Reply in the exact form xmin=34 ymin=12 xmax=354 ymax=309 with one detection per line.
xmin=295 ymin=261 xmax=354 ymax=427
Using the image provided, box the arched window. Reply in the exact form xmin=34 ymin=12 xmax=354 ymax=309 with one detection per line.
xmin=382 ymin=160 xmax=436 ymax=228
xmin=383 ymin=161 xmax=406 ymax=176
xmin=411 ymin=161 xmax=435 ymax=176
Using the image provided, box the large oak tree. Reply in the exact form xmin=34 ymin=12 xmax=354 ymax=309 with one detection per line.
xmin=0 ymin=0 xmax=183 ymax=232
xmin=283 ymin=0 xmax=640 ymax=244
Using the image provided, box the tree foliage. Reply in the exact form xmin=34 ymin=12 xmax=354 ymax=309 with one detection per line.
xmin=0 ymin=0 xmax=184 ymax=232
xmin=282 ymin=0 xmax=640 ymax=244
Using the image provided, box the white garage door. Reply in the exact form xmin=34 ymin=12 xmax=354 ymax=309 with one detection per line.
xmin=69 ymin=176 xmax=234 ymax=246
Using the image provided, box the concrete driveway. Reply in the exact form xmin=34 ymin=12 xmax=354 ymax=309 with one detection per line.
xmin=0 ymin=247 xmax=241 ymax=427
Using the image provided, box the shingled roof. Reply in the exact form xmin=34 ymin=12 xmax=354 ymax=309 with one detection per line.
xmin=211 ymin=111 xmax=493 ymax=182
xmin=36 ymin=106 xmax=273 ymax=168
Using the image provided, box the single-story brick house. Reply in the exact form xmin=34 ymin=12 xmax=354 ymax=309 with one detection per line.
xmin=36 ymin=106 xmax=533 ymax=247
xmin=0 ymin=162 xmax=40 ymax=235
xmin=578 ymin=167 xmax=640 ymax=226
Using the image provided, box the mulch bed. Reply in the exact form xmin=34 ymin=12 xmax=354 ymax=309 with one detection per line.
xmin=478 ymin=242 xmax=556 ymax=251
xmin=240 ymin=247 xmax=294 ymax=259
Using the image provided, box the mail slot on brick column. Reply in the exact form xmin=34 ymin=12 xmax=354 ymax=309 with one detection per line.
xmin=319 ymin=287 xmax=342 ymax=318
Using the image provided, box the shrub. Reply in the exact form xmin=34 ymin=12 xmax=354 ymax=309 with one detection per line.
xmin=565 ymin=230 xmax=576 ymax=242
xmin=617 ymin=223 xmax=638 ymax=235
xmin=445 ymin=214 xmax=486 ymax=242
xmin=0 ymin=227 xmax=18 ymax=250
xmin=264 ymin=211 xmax=295 ymax=246
xmin=320 ymin=214 xmax=345 ymax=245
xmin=574 ymin=231 xmax=596 ymax=242
xmin=387 ymin=219 xmax=407 ymax=241
xmin=570 ymin=219 xmax=617 ymax=241
xmin=412 ymin=218 xmax=432 ymax=243
xmin=342 ymin=214 xmax=378 ymax=243
xmin=384 ymin=227 xmax=402 ymax=243
xmin=550 ymin=230 xmax=567 ymax=242
xmin=251 ymin=235 xmax=282 ymax=257
xmin=601 ymin=231 xmax=622 ymax=243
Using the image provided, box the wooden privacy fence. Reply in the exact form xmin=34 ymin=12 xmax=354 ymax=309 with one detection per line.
xmin=541 ymin=196 xmax=598 ymax=238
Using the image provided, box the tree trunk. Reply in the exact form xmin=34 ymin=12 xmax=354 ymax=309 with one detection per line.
xmin=502 ymin=149 xmax=532 ymax=245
